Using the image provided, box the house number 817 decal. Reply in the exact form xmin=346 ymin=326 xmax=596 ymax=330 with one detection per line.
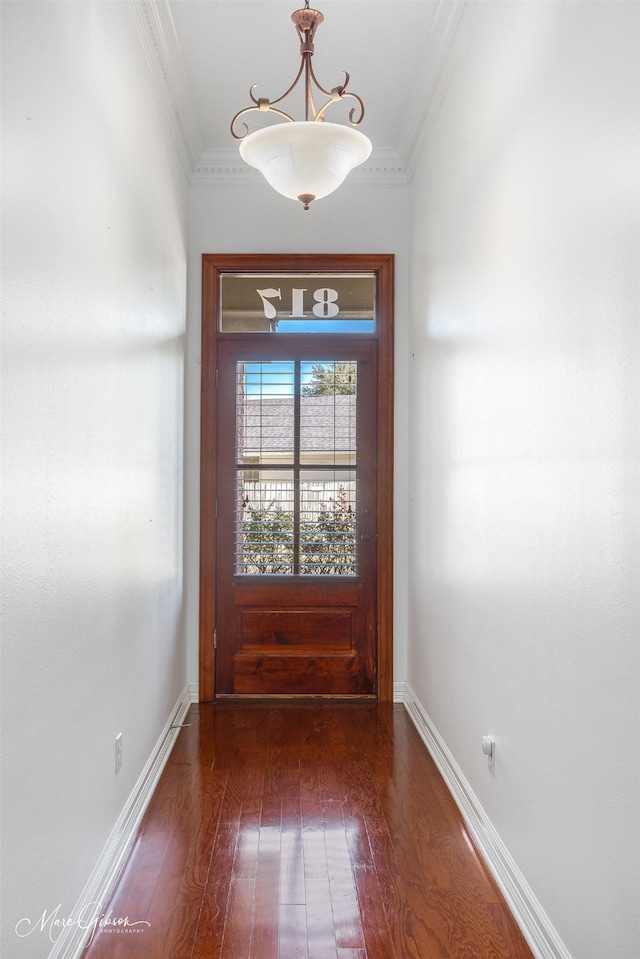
xmin=256 ymin=287 xmax=340 ymax=320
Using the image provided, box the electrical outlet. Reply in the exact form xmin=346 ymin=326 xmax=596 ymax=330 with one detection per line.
xmin=481 ymin=735 xmax=495 ymax=776
xmin=115 ymin=733 xmax=122 ymax=774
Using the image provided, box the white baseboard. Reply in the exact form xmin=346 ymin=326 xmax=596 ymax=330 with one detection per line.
xmin=402 ymin=684 xmax=572 ymax=959
xmin=47 ymin=685 xmax=192 ymax=959
xmin=188 ymin=681 xmax=199 ymax=703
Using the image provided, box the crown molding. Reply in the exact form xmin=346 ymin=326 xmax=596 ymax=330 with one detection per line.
xmin=129 ymin=0 xmax=202 ymax=183
xmin=191 ymin=149 xmax=258 ymax=185
xmin=191 ymin=147 xmax=406 ymax=188
xmin=354 ymin=150 xmax=407 ymax=187
xmin=401 ymin=0 xmax=479 ymax=181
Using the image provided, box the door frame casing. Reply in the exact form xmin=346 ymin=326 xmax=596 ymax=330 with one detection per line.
xmin=199 ymin=253 xmax=394 ymax=701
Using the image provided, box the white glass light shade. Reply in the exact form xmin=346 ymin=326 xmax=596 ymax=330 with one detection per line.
xmin=239 ymin=121 xmax=372 ymax=208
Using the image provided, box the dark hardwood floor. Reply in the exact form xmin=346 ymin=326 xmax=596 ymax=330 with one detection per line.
xmin=81 ymin=703 xmax=533 ymax=959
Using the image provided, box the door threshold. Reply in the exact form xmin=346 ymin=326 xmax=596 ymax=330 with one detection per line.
xmin=213 ymin=694 xmax=378 ymax=705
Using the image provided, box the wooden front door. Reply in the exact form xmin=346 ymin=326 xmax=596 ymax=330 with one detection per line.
xmin=199 ymin=254 xmax=394 ymax=700
xmin=216 ymin=340 xmax=376 ymax=695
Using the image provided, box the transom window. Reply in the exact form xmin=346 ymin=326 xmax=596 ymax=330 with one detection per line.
xmin=220 ymin=273 xmax=376 ymax=333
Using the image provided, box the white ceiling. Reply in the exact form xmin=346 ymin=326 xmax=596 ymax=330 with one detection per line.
xmin=148 ymin=0 xmax=473 ymax=182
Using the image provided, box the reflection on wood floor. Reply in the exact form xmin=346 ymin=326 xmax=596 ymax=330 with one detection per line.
xmin=81 ymin=702 xmax=533 ymax=959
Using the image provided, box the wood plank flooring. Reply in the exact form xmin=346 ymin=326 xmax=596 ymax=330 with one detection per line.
xmin=81 ymin=703 xmax=533 ymax=959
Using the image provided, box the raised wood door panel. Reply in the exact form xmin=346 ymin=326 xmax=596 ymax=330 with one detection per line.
xmin=215 ymin=338 xmax=377 ymax=695
xmin=199 ymin=254 xmax=394 ymax=701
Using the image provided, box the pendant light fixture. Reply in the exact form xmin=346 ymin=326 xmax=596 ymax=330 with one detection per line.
xmin=230 ymin=2 xmax=372 ymax=210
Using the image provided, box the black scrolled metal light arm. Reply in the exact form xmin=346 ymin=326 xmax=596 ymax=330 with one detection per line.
xmin=230 ymin=4 xmax=366 ymax=141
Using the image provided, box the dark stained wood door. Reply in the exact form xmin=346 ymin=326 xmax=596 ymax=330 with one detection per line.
xmin=199 ymin=253 xmax=395 ymax=701
xmin=215 ymin=338 xmax=377 ymax=695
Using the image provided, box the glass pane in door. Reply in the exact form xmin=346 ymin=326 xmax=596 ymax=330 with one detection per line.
xmin=233 ymin=360 xmax=359 ymax=577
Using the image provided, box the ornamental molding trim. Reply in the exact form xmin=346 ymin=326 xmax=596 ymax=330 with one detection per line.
xmin=191 ymin=148 xmax=406 ymax=188
xmin=192 ymin=149 xmax=260 ymax=184
xmin=129 ymin=0 xmax=201 ymax=182
xmin=402 ymin=0 xmax=478 ymax=181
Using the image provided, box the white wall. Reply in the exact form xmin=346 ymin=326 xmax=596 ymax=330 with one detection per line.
xmin=407 ymin=3 xmax=639 ymax=958
xmin=1 ymin=3 xmax=189 ymax=957
xmin=186 ymin=180 xmax=410 ymax=689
